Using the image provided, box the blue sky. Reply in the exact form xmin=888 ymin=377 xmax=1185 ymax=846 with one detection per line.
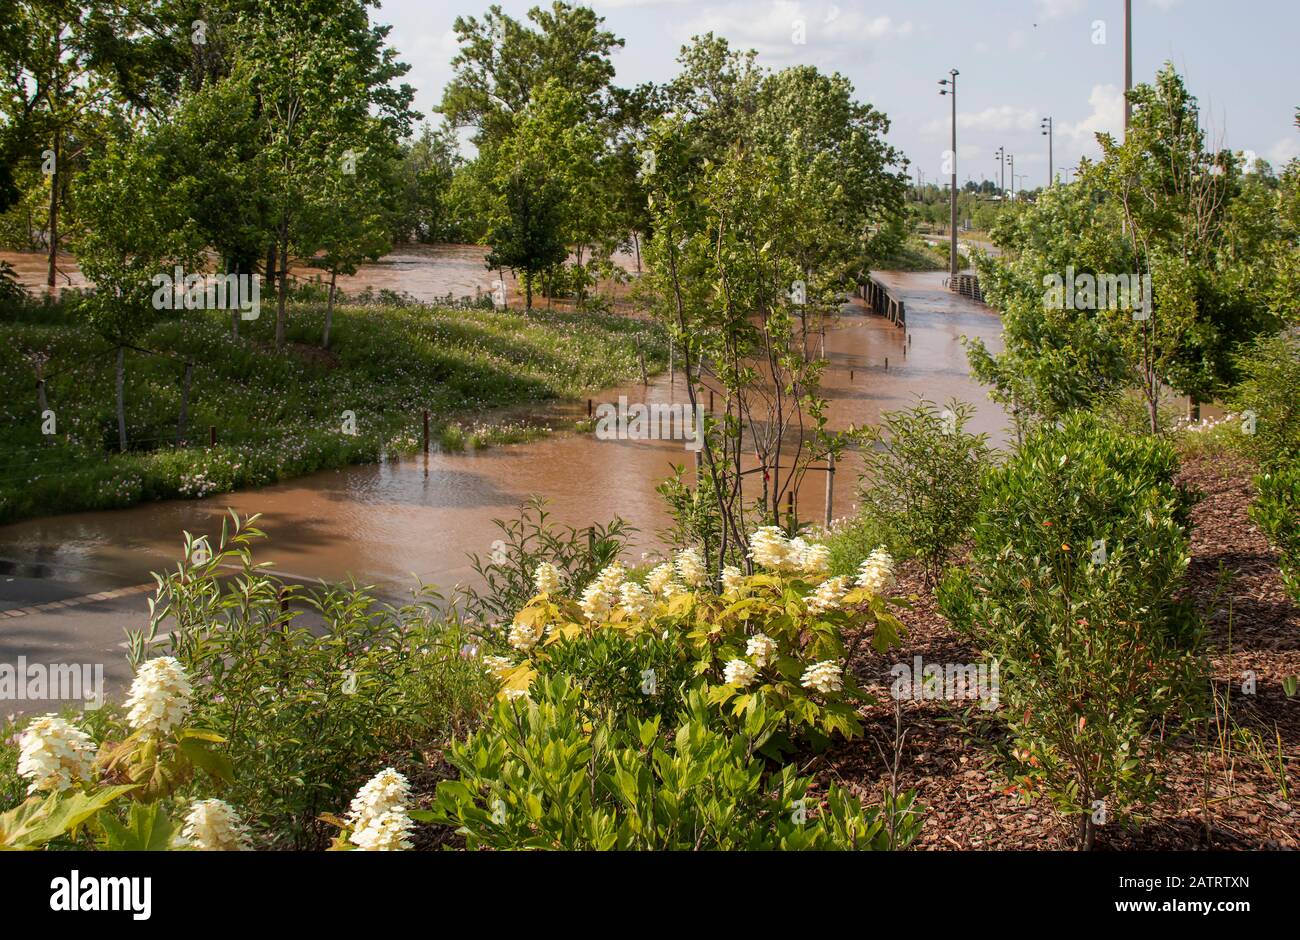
xmin=375 ymin=0 xmax=1300 ymax=189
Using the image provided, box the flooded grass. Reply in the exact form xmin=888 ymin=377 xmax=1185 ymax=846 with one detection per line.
xmin=0 ymin=299 xmax=668 ymax=524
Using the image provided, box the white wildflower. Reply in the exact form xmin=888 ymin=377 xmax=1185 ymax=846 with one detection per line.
xmin=481 ymin=655 xmax=514 ymax=678
xmin=16 ymin=716 xmax=95 ymax=794
xmin=124 ymin=656 xmax=192 ymax=738
xmin=806 ymin=575 xmax=849 ymax=614
xmin=856 ymin=547 xmax=896 ymax=596
xmin=178 ymin=799 xmax=251 ymax=851
xmin=723 ymin=659 xmax=758 ymax=687
xmin=533 ymin=562 xmax=561 ymax=595
xmin=746 ymin=633 xmax=778 ymax=669
xmin=800 ymin=660 xmax=844 ymax=695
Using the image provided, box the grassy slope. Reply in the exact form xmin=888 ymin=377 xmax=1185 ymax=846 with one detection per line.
xmin=0 ymin=298 xmax=667 ymax=523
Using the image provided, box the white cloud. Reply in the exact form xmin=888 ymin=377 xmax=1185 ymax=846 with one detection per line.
xmin=676 ymin=1 xmax=913 ymax=65
xmin=1057 ymin=83 xmax=1124 ymax=157
xmin=1265 ymin=136 xmax=1300 ymax=167
xmin=1148 ymin=0 xmax=1185 ymax=10
xmin=923 ymin=104 xmax=1039 ymax=137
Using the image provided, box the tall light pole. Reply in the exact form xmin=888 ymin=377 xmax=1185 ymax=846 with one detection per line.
xmin=1041 ymin=116 xmax=1054 ymax=186
xmin=1124 ymin=0 xmax=1132 ymax=136
xmin=995 ymin=145 xmax=1006 ymax=198
xmin=939 ymin=69 xmax=959 ymax=279
xmin=1006 ymin=152 xmax=1015 ymax=200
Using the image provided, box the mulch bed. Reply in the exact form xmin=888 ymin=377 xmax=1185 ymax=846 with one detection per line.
xmin=823 ymin=453 xmax=1300 ymax=850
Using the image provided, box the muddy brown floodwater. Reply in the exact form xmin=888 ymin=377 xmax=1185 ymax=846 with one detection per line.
xmin=0 ymin=249 xmax=1005 ymax=599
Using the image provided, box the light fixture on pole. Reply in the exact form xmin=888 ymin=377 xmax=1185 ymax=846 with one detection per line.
xmin=995 ymin=145 xmax=1006 ymax=198
xmin=939 ymin=69 xmax=959 ymax=279
xmin=1041 ymin=116 xmax=1054 ymax=186
xmin=1006 ymin=152 xmax=1015 ymax=200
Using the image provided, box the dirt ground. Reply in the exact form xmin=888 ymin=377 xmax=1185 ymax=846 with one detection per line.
xmin=824 ymin=453 xmax=1300 ymax=850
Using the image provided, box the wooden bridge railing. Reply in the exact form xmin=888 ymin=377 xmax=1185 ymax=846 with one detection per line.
xmin=857 ymin=276 xmax=905 ymax=328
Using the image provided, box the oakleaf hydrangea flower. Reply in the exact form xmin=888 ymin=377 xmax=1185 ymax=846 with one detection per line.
xmin=749 ymin=526 xmax=792 ymax=571
xmin=124 ymin=656 xmax=192 ymax=738
xmin=723 ymin=659 xmax=758 ymax=687
xmin=17 ymin=715 xmax=96 ymax=794
xmin=594 ymin=561 xmax=627 ymax=593
xmin=800 ymin=660 xmax=844 ymax=695
xmin=350 ymin=810 xmax=414 ymax=851
xmin=856 ymin=548 xmax=896 ymax=596
xmin=674 ymin=547 xmax=707 ymax=588
xmin=619 ymin=581 xmax=653 ymax=618
xmin=507 ymin=620 xmax=544 ymax=651
xmin=178 ymin=799 xmax=251 ymax=851
xmin=721 ymin=565 xmax=744 ymax=594
xmin=799 ymin=542 xmax=832 ymax=576
xmin=580 ymin=582 xmax=613 ymax=621
xmin=745 ymin=633 xmax=778 ymax=669
xmin=481 ymin=655 xmax=514 ymax=678
xmin=646 ymin=563 xmax=676 ymax=596
xmin=806 ymin=575 xmax=849 ymax=614
xmin=533 ymin=562 xmax=561 ymax=595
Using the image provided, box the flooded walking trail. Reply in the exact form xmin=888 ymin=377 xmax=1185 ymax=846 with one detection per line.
xmin=0 ymin=250 xmax=1004 ymax=599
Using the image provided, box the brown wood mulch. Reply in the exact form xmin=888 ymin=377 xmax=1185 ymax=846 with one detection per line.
xmin=823 ymin=453 xmax=1300 ymax=850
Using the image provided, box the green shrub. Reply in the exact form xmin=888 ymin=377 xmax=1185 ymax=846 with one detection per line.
xmin=1232 ymin=332 xmax=1300 ymax=468
xmin=129 ymin=513 xmax=492 ymax=848
xmin=1251 ymin=467 xmax=1300 ymax=601
xmin=939 ymin=412 xmax=1203 ymax=848
xmin=431 ymin=676 xmax=922 ymax=850
xmin=856 ymin=398 xmax=991 ymax=586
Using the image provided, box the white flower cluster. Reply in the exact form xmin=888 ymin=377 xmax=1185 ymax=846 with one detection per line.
xmin=533 ymin=562 xmax=561 ymax=594
xmin=746 ymin=633 xmax=778 ymax=669
xmin=347 ymin=768 xmax=414 ymax=851
xmin=800 ymin=660 xmax=844 ymax=695
xmin=594 ymin=561 xmax=626 ymax=593
xmin=178 ymin=799 xmax=251 ymax=851
xmin=806 ymin=575 xmax=849 ymax=614
xmin=748 ymin=527 xmax=832 ymax=576
xmin=507 ymin=619 xmax=544 ymax=651
xmin=124 ymin=656 xmax=192 ymax=738
xmin=674 ymin=547 xmax=707 ymax=587
xmin=580 ymin=581 xmax=613 ymax=621
xmin=17 ymin=716 xmax=96 ymax=795
xmin=723 ymin=659 xmax=758 ymax=687
xmin=856 ymin=547 xmax=896 ymax=596
xmin=646 ymin=562 xmax=682 ymax=597
xmin=619 ymin=581 xmax=653 ymax=618
xmin=721 ymin=565 xmax=744 ymax=594
xmin=481 ymin=654 xmax=514 ymax=678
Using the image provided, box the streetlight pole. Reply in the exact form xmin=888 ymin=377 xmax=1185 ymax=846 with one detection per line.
xmin=939 ymin=69 xmax=959 ymax=279
xmin=1006 ymin=153 xmax=1015 ymax=200
xmin=1124 ymin=0 xmax=1132 ymax=136
xmin=1041 ymin=116 xmax=1054 ymax=186
xmin=995 ymin=145 xmax=1006 ymax=198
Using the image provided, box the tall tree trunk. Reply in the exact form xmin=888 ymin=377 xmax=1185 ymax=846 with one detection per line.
xmin=323 ymin=269 xmax=337 ymax=348
xmin=115 ymin=346 xmax=127 ymax=452
xmin=176 ymin=360 xmax=193 ymax=445
xmin=264 ymin=241 xmax=278 ymax=294
xmin=45 ymin=131 xmax=59 ymax=287
xmin=524 ymin=272 xmax=532 ymax=310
